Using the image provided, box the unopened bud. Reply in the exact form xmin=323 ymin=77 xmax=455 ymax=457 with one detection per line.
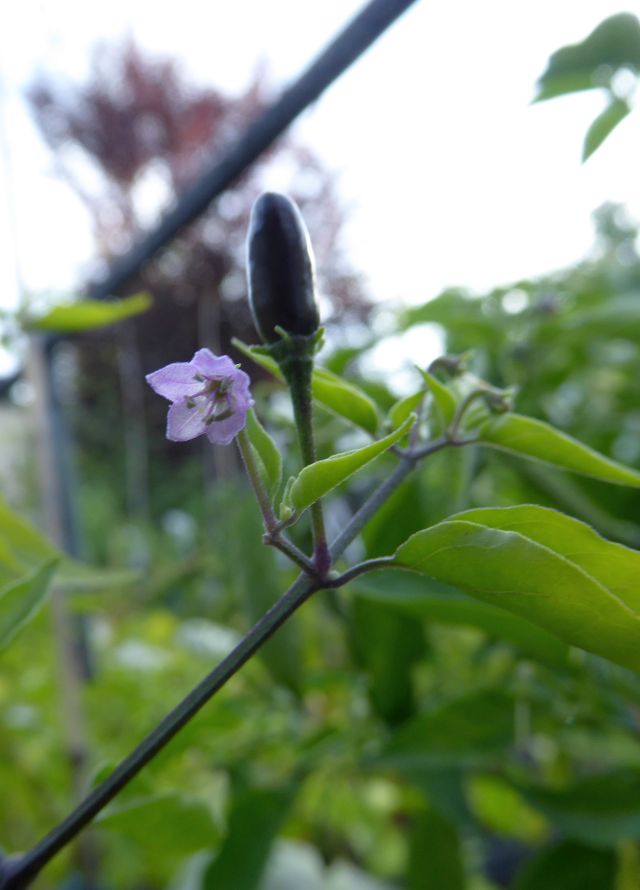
xmin=246 ymin=192 xmax=320 ymax=344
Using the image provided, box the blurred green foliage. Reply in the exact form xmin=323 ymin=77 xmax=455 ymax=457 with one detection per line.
xmin=4 ymin=202 xmax=640 ymax=889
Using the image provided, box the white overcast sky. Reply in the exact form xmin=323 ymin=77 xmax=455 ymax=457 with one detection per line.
xmin=1 ymin=0 xmax=639 ymax=334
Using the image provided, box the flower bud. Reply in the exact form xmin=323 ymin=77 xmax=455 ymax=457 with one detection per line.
xmin=246 ymin=192 xmax=320 ymax=343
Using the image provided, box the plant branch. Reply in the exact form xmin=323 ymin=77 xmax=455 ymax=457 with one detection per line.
xmin=3 ymin=433 xmax=457 ymax=889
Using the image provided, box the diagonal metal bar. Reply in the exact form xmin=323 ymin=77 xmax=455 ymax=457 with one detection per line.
xmin=89 ymin=0 xmax=419 ymax=300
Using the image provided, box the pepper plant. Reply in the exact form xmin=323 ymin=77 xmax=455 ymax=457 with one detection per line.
xmin=2 ymin=190 xmax=640 ymax=889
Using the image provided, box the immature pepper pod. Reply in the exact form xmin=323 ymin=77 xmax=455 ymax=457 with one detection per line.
xmin=246 ymin=192 xmax=320 ymax=343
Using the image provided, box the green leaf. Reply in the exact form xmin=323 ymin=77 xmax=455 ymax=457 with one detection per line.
xmin=395 ymin=513 xmax=640 ymax=671
xmin=408 ymin=806 xmax=465 ymax=890
xmin=285 ymin=415 xmax=414 ymax=514
xmin=353 ymin=570 xmax=568 ymax=668
xmin=467 ymin=775 xmax=548 ymax=843
xmin=245 ymin=409 xmax=282 ymax=496
xmin=518 ymin=770 xmax=640 ymax=847
xmin=0 ymin=560 xmax=58 ymax=650
xmin=417 ymin=369 xmax=457 ymax=425
xmin=233 ymin=340 xmax=379 ymax=435
xmin=535 ymin=13 xmax=640 ymax=102
xmin=387 ymin=389 xmax=425 ymax=430
xmin=376 ymin=690 xmax=514 ymax=768
xmin=56 ymin=560 xmax=138 ymax=593
xmin=96 ymin=793 xmax=220 ymax=857
xmin=312 ymin=367 xmax=379 ymax=435
xmin=352 ymin=595 xmax=426 ymax=725
xmin=514 ymin=840 xmax=616 ymax=890
xmin=583 ymin=98 xmax=630 ymax=161
xmin=478 ymin=413 xmax=640 ymax=487
xmin=453 ymin=505 xmax=640 ymax=614
xmin=203 ymin=786 xmax=294 ymax=890
xmin=0 ymin=498 xmax=58 ymax=570
xmin=27 ymin=293 xmax=152 ymax=332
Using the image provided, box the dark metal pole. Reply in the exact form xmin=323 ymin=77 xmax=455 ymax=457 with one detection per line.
xmin=89 ymin=0 xmax=420 ymax=300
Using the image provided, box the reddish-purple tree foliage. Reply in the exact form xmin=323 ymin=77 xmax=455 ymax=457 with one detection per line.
xmin=28 ymin=42 xmax=371 ymax=530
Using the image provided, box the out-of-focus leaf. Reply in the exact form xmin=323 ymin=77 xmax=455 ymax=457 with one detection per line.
xmin=417 ymin=368 xmax=457 ymax=426
xmin=313 ymin=367 xmax=380 ymax=435
xmin=203 ymin=786 xmax=294 ymax=890
xmin=478 ymin=413 xmax=640 ymax=487
xmin=408 ymin=806 xmax=465 ymax=890
xmin=352 ymin=595 xmax=425 ymax=725
xmin=565 ymin=293 xmax=640 ymax=337
xmin=395 ymin=514 xmax=640 ymax=671
xmin=535 ymin=13 xmax=640 ymax=101
xmin=96 ymin=793 xmax=219 ymax=856
xmin=376 ymin=690 xmax=514 ymax=768
xmin=56 ymin=560 xmax=138 ymax=593
xmin=0 ymin=498 xmax=58 ymax=569
xmin=514 ymin=840 xmax=616 ymax=890
xmin=245 ymin=408 xmax=282 ymax=496
xmin=284 ymin=415 xmax=414 ymax=513
xmin=353 ymin=570 xmax=568 ymax=668
xmin=27 ymin=293 xmax=152 ymax=332
xmin=467 ymin=775 xmax=548 ymax=843
xmin=583 ymin=98 xmax=630 ymax=160
xmin=518 ymin=770 xmax=640 ymax=847
xmin=387 ymin=389 xmax=425 ymax=430
xmin=0 ymin=560 xmax=58 ymax=650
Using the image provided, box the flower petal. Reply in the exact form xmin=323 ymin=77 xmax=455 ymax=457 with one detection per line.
xmin=166 ymin=399 xmax=208 ymax=441
xmin=204 ymin=407 xmax=248 ymax=446
xmin=146 ymin=362 xmax=203 ymax=400
xmin=191 ymin=349 xmax=237 ymax=378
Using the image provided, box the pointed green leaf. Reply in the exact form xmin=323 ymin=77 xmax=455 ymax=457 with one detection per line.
xmin=285 ymin=415 xmax=414 ymax=514
xmin=387 ymin=389 xmax=425 ymax=430
xmin=535 ymin=13 xmax=640 ymax=102
xmin=0 ymin=560 xmax=58 ymax=650
xmin=395 ymin=516 xmax=640 ymax=671
xmin=245 ymin=409 xmax=282 ymax=496
xmin=203 ymin=786 xmax=294 ymax=890
xmin=27 ymin=293 xmax=152 ymax=332
xmin=417 ymin=368 xmax=457 ymax=425
xmin=453 ymin=505 xmax=640 ymax=614
xmin=312 ymin=367 xmax=379 ymax=435
xmin=583 ymin=98 xmax=630 ymax=161
xmin=0 ymin=498 xmax=58 ymax=569
xmin=478 ymin=413 xmax=640 ymax=487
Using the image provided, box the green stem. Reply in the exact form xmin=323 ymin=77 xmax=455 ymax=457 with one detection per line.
xmin=236 ymin=427 xmax=278 ymax=532
xmin=277 ymin=337 xmax=329 ymax=575
xmin=236 ymin=427 xmax=315 ymax=574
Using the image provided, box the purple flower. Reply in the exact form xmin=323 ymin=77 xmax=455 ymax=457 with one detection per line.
xmin=146 ymin=349 xmax=254 ymax=446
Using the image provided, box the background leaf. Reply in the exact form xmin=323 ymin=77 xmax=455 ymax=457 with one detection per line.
xmin=478 ymin=413 xmax=640 ymax=487
xmin=203 ymin=786 xmax=294 ymax=890
xmin=0 ymin=560 xmax=58 ymax=651
xmin=514 ymin=840 xmax=616 ymax=890
xmin=582 ymin=98 xmax=630 ymax=161
xmin=27 ymin=293 xmax=152 ymax=332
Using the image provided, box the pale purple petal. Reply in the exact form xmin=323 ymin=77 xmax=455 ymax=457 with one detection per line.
xmin=146 ymin=363 xmax=203 ymax=401
xmin=227 ymin=368 xmax=254 ymax=412
xmin=191 ymin=349 xmax=236 ymax=378
xmin=166 ymin=399 xmax=208 ymax=441
xmin=204 ymin=407 xmax=248 ymax=446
